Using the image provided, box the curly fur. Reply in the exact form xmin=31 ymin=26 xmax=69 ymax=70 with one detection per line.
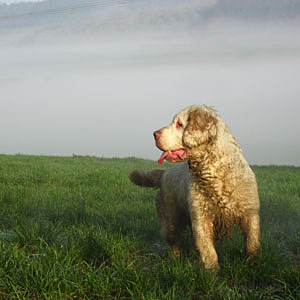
xmin=129 ymin=105 xmax=260 ymax=270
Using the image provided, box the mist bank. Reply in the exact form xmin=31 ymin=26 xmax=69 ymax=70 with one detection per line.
xmin=1 ymin=1 xmax=300 ymax=166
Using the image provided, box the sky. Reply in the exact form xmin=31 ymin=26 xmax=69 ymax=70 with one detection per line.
xmin=1 ymin=0 xmax=300 ymax=166
xmin=0 ymin=0 xmax=44 ymax=4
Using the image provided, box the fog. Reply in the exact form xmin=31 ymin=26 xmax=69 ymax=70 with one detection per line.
xmin=1 ymin=0 xmax=300 ymax=165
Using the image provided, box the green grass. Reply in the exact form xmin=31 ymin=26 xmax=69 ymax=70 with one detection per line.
xmin=0 ymin=154 xmax=300 ymax=299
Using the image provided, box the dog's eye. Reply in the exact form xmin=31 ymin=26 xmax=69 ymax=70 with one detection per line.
xmin=176 ymin=121 xmax=183 ymax=129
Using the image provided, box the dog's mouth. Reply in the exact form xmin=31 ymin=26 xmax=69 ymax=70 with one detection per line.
xmin=158 ymin=149 xmax=187 ymax=165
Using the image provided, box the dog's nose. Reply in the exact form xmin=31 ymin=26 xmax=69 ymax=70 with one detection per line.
xmin=153 ymin=130 xmax=161 ymax=140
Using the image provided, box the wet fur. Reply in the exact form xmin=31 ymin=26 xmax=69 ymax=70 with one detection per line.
xmin=129 ymin=105 xmax=260 ymax=270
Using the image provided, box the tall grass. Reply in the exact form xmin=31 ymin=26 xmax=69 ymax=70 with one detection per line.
xmin=0 ymin=154 xmax=299 ymax=299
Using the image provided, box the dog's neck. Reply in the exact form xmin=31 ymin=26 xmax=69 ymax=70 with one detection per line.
xmin=187 ymin=142 xmax=218 ymax=176
xmin=187 ymin=141 xmax=242 ymax=191
xmin=187 ymin=121 xmax=241 ymax=173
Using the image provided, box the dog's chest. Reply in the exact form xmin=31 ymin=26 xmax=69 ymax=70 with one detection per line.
xmin=189 ymin=180 xmax=241 ymax=239
xmin=190 ymin=174 xmax=241 ymax=218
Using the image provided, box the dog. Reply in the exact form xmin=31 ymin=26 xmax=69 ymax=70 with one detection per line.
xmin=129 ymin=105 xmax=260 ymax=270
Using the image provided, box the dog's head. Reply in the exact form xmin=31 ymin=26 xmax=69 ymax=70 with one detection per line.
xmin=154 ymin=105 xmax=218 ymax=164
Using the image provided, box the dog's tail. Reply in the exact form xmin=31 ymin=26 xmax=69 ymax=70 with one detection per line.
xmin=129 ymin=169 xmax=164 ymax=188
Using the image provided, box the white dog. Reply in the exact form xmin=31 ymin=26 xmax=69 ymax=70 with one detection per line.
xmin=130 ymin=105 xmax=260 ymax=270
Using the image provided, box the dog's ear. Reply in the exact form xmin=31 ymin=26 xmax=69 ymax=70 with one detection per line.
xmin=183 ymin=109 xmax=217 ymax=148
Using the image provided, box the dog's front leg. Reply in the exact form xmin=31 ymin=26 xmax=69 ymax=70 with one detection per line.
xmin=189 ymin=200 xmax=219 ymax=270
xmin=241 ymin=213 xmax=260 ymax=257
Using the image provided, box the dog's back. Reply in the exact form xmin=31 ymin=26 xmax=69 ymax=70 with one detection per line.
xmin=129 ymin=163 xmax=190 ymax=209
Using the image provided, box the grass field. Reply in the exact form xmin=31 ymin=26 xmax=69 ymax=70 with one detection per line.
xmin=0 ymin=154 xmax=300 ymax=299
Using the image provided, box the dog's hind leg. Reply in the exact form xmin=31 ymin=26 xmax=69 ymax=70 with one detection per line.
xmin=156 ymin=192 xmax=186 ymax=257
